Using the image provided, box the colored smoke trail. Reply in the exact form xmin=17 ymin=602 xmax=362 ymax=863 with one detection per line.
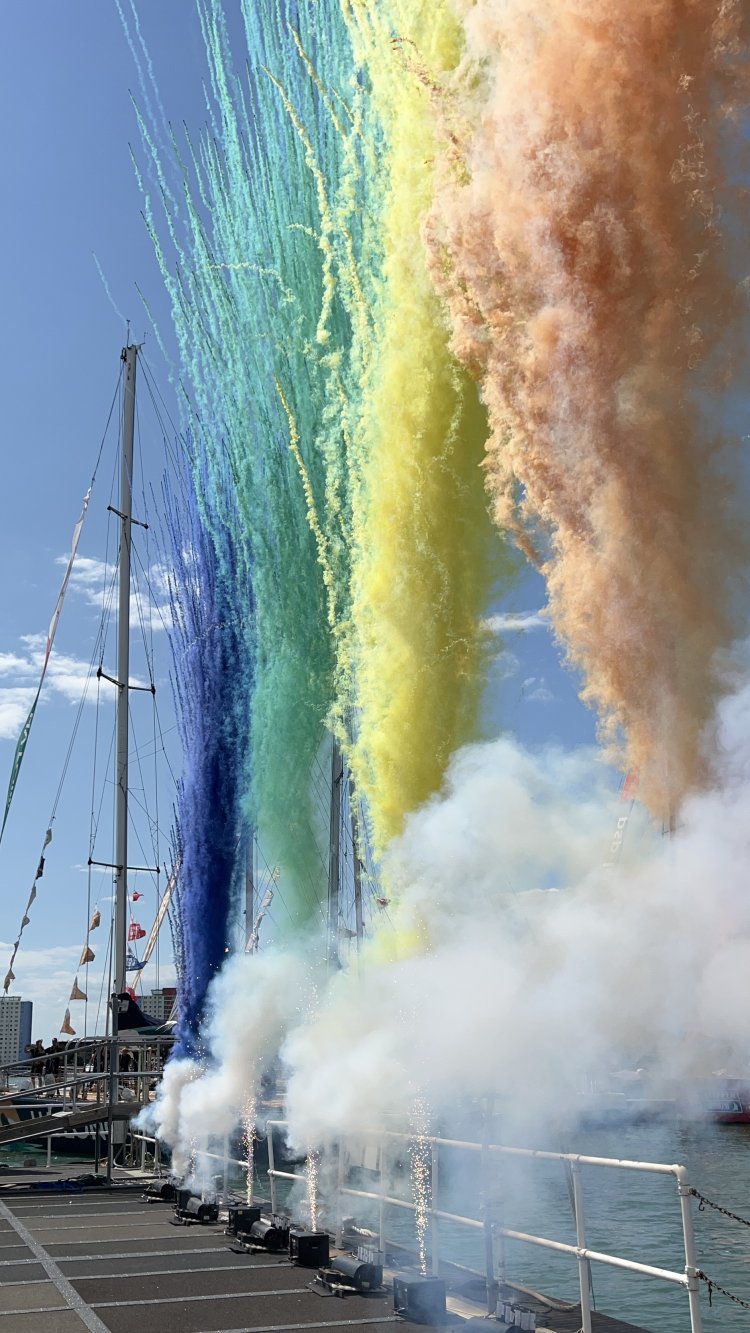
xmin=343 ymin=0 xmax=510 ymax=850
xmin=132 ymin=0 xmax=514 ymax=886
xmin=129 ymin=0 xmax=357 ymax=924
xmin=164 ymin=460 xmax=252 ymax=1055
xmin=425 ymin=0 xmax=750 ymax=818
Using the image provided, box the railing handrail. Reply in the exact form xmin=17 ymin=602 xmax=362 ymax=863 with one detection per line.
xmin=0 ymin=1069 xmax=159 ymax=1108
xmin=261 ymin=1120 xmax=702 ymax=1333
xmin=0 ymin=1033 xmax=173 ymax=1078
xmin=265 ymin=1122 xmax=685 ymax=1179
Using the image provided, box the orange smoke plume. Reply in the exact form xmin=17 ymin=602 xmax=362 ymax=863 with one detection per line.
xmin=425 ymin=1 xmax=750 ymax=818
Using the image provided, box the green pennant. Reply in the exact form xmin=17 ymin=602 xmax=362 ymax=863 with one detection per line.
xmin=0 ymin=691 xmax=40 ymax=846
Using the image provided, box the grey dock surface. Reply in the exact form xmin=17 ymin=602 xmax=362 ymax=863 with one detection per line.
xmin=0 ymin=1169 xmax=654 ymax=1333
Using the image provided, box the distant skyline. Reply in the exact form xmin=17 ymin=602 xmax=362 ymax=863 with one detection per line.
xmin=0 ymin=3 xmax=599 ymax=1043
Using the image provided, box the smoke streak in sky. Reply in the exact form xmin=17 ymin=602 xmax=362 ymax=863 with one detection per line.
xmin=425 ymin=0 xmax=750 ymax=819
xmin=341 ymin=0 xmax=510 ymax=849
xmin=164 ymin=458 xmax=252 ymax=1054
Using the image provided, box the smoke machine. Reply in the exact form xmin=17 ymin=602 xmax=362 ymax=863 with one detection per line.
xmin=392 ymin=1275 xmax=446 ymax=1325
xmin=172 ymin=1189 xmax=219 ymax=1226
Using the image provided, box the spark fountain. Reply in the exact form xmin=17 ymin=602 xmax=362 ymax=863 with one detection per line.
xmin=409 ymin=1096 xmax=432 ymax=1277
xmin=241 ymin=1092 xmax=257 ymax=1204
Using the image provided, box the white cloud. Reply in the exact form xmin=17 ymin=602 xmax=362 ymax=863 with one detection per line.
xmin=0 ymin=635 xmax=153 ymax=734
xmin=492 ymin=649 xmax=520 ymax=680
xmin=1 ymin=938 xmax=177 ymax=1042
xmin=484 ymin=610 xmax=547 ymax=633
xmin=0 ymin=653 xmax=34 ymax=677
xmin=0 ymin=687 xmax=39 ymax=739
xmin=522 ymin=676 xmax=554 ymax=703
xmin=58 ymin=554 xmax=173 ymax=632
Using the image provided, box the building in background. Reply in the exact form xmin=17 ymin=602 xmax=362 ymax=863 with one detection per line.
xmin=138 ymin=987 xmax=176 ymax=1024
xmin=0 ymin=996 xmax=33 ymax=1064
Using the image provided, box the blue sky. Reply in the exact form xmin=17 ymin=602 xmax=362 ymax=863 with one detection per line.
xmin=0 ymin=3 xmax=597 ymax=1045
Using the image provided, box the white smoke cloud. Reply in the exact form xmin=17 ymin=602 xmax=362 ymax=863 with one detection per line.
xmin=280 ymin=663 xmax=750 ymax=1149
xmin=142 ymin=948 xmax=321 ymax=1173
xmin=152 ymin=655 xmax=750 ymax=1168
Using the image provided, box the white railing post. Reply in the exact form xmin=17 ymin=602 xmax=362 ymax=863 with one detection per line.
xmin=140 ymin=1132 xmax=147 ymax=1172
xmin=571 ymin=1161 xmax=593 ymax=1333
xmin=675 ymin=1168 xmax=703 ymax=1333
xmin=46 ymin=1135 xmax=52 ymax=1170
xmin=336 ymin=1140 xmax=345 ymax=1248
xmin=267 ymin=1122 xmax=277 ymax=1215
xmin=379 ymin=1135 xmax=386 ymax=1262
xmin=431 ymin=1141 xmax=440 ymax=1276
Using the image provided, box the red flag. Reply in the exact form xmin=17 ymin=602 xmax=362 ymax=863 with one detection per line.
xmin=125 ymin=985 xmax=137 ymax=1000
xmin=128 ymin=922 xmax=146 ymax=941
xmin=132 ymin=891 xmax=143 ymax=902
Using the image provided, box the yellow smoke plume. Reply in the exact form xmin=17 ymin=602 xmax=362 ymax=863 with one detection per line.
xmin=342 ymin=0 xmax=511 ymax=853
xmin=424 ymin=0 xmax=750 ymax=819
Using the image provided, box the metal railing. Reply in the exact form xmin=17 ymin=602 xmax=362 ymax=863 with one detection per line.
xmin=262 ymin=1123 xmax=703 ymax=1333
xmin=127 ymin=1116 xmax=705 ymax=1332
xmin=0 ymin=1036 xmax=173 ymax=1173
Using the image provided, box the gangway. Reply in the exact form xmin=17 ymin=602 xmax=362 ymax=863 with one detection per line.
xmin=0 ymin=1099 xmax=134 ymax=1147
xmin=0 ymin=1034 xmax=171 ymax=1164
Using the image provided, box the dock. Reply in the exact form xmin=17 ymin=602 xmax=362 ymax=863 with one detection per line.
xmin=0 ymin=1166 xmax=654 ymax=1333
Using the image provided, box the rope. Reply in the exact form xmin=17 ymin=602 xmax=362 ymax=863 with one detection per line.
xmin=689 ymin=1187 xmax=750 ymax=1228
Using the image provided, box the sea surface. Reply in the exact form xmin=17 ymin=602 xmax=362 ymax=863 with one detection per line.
xmin=434 ymin=1119 xmax=750 ymax=1333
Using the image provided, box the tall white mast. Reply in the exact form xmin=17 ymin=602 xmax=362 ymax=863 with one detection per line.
xmin=113 ymin=343 xmax=137 ymax=1002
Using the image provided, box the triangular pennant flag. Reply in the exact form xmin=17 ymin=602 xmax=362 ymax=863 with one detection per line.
xmin=60 ymin=1009 xmax=76 ymax=1036
xmin=79 ymin=945 xmax=95 ymax=966
xmin=125 ymin=951 xmax=145 ymax=971
xmin=3 ymin=969 xmax=14 ymax=992
xmin=0 ymin=490 xmax=90 ymax=849
xmin=69 ymin=976 xmax=87 ymax=1001
xmin=20 ymin=916 xmax=30 ymax=929
xmin=27 ymin=885 xmax=36 ymax=907
xmin=88 ymin=909 xmax=101 ymax=931
xmin=35 ymin=855 xmax=45 ymax=880
xmin=44 ymin=827 xmax=52 ymax=848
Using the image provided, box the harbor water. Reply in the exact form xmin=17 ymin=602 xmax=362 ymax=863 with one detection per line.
xmin=434 ymin=1119 xmax=750 ymax=1333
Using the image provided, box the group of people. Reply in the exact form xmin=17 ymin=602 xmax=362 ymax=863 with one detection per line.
xmin=24 ymin=1038 xmax=63 ymax=1087
xmin=19 ymin=1039 xmax=157 ymax=1102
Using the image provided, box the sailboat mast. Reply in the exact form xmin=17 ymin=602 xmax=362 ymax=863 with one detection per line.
xmin=113 ymin=344 xmax=137 ymax=1002
xmin=349 ymin=772 xmax=364 ymax=956
xmin=327 ymin=737 xmax=343 ymax=969
xmin=245 ymin=831 xmax=255 ymax=952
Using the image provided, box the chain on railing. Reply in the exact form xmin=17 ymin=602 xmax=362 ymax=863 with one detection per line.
xmin=689 ymin=1187 xmax=750 ymax=1229
xmin=698 ymin=1271 xmax=750 ymax=1311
